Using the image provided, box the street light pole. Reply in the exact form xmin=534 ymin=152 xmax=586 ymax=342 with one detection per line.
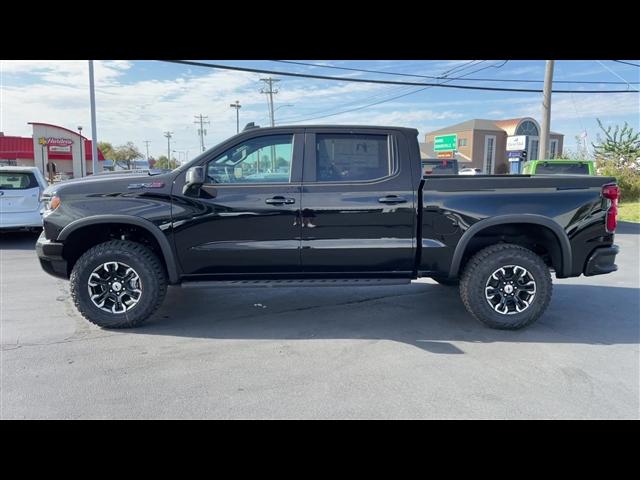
xmin=230 ymin=100 xmax=241 ymax=133
xmin=88 ymin=60 xmax=99 ymax=175
xmin=538 ymin=60 xmax=555 ymax=161
xmin=77 ymin=126 xmax=83 ymax=178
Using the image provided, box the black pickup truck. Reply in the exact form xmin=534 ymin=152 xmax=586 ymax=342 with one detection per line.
xmin=36 ymin=125 xmax=620 ymax=330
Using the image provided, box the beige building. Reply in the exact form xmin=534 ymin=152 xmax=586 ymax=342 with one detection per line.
xmin=423 ymin=117 xmax=564 ymax=174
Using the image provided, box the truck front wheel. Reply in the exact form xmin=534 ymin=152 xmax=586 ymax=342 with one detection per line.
xmin=459 ymin=244 xmax=552 ymax=330
xmin=70 ymin=240 xmax=167 ymax=329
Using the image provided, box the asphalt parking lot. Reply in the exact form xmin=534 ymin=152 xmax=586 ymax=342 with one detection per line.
xmin=1 ymin=224 xmax=639 ymax=419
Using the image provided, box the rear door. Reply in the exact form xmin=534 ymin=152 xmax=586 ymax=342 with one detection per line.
xmin=299 ymin=128 xmax=416 ymax=275
xmin=0 ymin=170 xmax=42 ymax=213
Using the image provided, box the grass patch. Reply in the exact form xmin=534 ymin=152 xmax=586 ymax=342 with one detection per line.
xmin=618 ymin=201 xmax=640 ymax=223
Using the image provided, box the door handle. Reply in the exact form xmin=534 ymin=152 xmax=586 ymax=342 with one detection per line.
xmin=265 ymin=196 xmax=296 ymax=205
xmin=378 ymin=195 xmax=407 ymax=204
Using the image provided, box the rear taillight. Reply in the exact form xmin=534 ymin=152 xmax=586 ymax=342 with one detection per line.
xmin=602 ymin=184 xmax=620 ymax=233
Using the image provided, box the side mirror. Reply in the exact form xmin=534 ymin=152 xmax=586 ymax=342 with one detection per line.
xmin=183 ymin=166 xmax=205 ymax=195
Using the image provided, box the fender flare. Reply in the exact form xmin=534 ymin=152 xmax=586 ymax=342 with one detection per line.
xmin=58 ymin=215 xmax=180 ymax=284
xmin=448 ymin=214 xmax=572 ymax=278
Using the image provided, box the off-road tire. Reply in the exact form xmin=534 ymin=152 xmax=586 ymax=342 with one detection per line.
xmin=70 ymin=240 xmax=167 ymax=329
xmin=459 ymin=243 xmax=552 ymax=330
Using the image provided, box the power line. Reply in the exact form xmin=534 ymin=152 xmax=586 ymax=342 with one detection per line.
xmin=272 ymin=60 xmax=640 ymax=85
xmin=613 ymin=60 xmax=640 ymax=67
xmin=159 ymin=60 xmax=639 ymax=93
xmin=596 ymin=60 xmax=635 ymax=90
xmin=278 ymin=84 xmax=418 ymax=120
xmin=280 ymin=61 xmax=510 ymax=124
xmin=439 ymin=60 xmax=485 ymax=77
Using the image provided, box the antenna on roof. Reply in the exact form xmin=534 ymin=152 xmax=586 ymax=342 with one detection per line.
xmin=243 ymin=122 xmax=260 ymax=132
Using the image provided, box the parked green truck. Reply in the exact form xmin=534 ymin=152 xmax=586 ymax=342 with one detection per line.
xmin=521 ymin=159 xmax=596 ymax=175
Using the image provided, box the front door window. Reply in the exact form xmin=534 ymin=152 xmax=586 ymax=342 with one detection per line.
xmin=207 ymin=134 xmax=293 ymax=184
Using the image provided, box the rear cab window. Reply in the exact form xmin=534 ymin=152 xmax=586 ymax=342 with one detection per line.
xmin=0 ymin=172 xmax=39 ymax=189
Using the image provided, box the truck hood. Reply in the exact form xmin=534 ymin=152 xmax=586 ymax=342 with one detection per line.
xmin=43 ymin=172 xmax=173 ymax=196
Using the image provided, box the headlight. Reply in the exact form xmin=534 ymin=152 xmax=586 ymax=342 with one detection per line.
xmin=42 ymin=194 xmax=61 ymax=214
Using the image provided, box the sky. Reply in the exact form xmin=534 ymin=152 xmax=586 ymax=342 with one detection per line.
xmin=0 ymin=60 xmax=638 ymax=162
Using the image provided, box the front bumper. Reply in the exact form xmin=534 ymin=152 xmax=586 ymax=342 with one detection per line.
xmin=584 ymin=244 xmax=619 ymax=276
xmin=35 ymin=231 xmax=68 ymax=279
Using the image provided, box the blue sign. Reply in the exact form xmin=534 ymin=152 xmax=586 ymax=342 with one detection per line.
xmin=508 ymin=150 xmax=523 ymax=158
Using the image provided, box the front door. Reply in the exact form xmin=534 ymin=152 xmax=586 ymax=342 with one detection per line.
xmin=172 ymin=130 xmax=304 ymax=276
xmin=299 ymin=129 xmax=416 ymax=275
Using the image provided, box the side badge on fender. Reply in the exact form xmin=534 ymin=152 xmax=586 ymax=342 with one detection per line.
xmin=128 ymin=182 xmax=165 ymax=189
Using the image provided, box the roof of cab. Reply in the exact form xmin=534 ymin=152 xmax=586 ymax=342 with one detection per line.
xmin=242 ymin=124 xmax=419 ymax=134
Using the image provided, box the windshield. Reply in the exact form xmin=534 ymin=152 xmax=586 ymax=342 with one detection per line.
xmin=535 ymin=162 xmax=590 ymax=175
xmin=0 ymin=172 xmax=39 ymax=189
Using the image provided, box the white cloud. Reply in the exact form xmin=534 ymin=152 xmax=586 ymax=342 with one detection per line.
xmin=1 ymin=60 xmax=638 ymax=161
xmin=514 ymin=93 xmax=640 ymax=121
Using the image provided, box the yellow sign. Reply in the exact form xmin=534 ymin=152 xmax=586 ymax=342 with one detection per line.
xmin=38 ymin=137 xmax=47 ymax=146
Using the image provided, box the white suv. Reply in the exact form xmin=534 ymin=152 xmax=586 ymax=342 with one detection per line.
xmin=0 ymin=166 xmax=48 ymax=231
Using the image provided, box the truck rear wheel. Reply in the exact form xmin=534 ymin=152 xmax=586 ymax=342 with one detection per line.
xmin=459 ymin=244 xmax=552 ymax=330
xmin=70 ymin=240 xmax=167 ymax=329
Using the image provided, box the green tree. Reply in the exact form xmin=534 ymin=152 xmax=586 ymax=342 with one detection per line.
xmin=592 ymin=119 xmax=640 ymax=167
xmin=593 ymin=120 xmax=640 ymax=202
xmin=154 ymin=155 xmax=178 ymax=170
xmin=97 ymin=141 xmax=115 ymax=160
xmin=112 ymin=142 xmax=143 ymax=170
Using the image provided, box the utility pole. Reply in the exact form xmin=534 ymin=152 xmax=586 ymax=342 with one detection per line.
xmin=260 ymin=77 xmax=280 ymax=127
xmin=260 ymin=78 xmax=280 ymax=170
xmin=88 ymin=60 xmax=99 ymax=175
xmin=143 ymin=140 xmax=151 ymax=161
xmin=230 ymin=100 xmax=242 ymax=133
xmin=538 ymin=60 xmax=555 ymax=161
xmin=194 ymin=114 xmax=210 ymax=152
xmin=164 ymin=131 xmax=173 ymax=165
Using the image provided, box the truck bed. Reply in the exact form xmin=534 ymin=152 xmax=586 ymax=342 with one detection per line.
xmin=418 ymin=174 xmax=616 ymax=279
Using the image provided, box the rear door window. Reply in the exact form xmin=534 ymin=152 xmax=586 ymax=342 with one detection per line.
xmin=0 ymin=172 xmax=39 ymax=189
xmin=535 ymin=163 xmax=590 ymax=175
xmin=422 ymin=160 xmax=458 ymax=175
xmin=316 ymin=134 xmax=390 ymax=182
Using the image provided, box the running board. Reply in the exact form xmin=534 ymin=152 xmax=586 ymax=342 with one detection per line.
xmin=181 ymin=278 xmax=411 ymax=288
